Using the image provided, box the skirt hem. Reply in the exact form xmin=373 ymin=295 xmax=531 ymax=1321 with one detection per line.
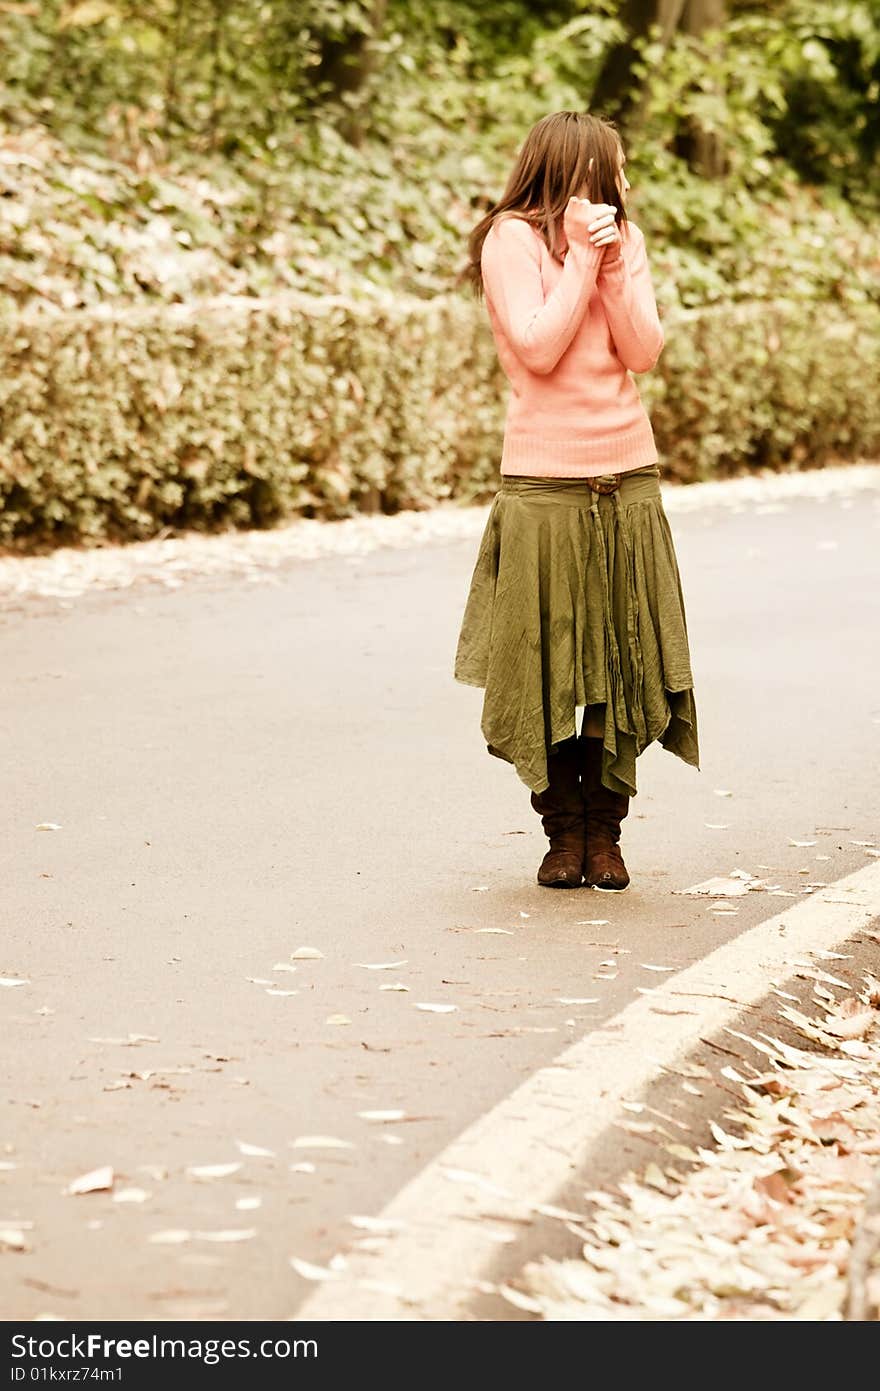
xmin=484 ymin=683 xmax=700 ymax=796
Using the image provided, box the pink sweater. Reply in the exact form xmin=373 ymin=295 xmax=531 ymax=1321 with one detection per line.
xmin=480 ymin=212 xmax=665 ymax=477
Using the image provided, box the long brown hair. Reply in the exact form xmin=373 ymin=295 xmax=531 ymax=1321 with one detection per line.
xmin=458 ymin=111 xmax=629 ymax=300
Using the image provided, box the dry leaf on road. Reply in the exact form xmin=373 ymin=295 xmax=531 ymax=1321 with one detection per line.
xmin=66 ymin=1166 xmax=114 ymax=1195
xmin=290 ymin=1136 xmax=354 ymax=1150
xmin=186 ymin=1163 xmax=242 ymax=1180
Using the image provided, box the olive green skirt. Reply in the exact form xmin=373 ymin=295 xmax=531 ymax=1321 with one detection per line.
xmin=453 ymin=463 xmax=700 ymax=797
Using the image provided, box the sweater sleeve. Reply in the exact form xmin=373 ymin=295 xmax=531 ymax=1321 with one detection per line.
xmin=481 ymin=216 xmax=606 ymax=375
xmin=595 ymin=223 xmax=665 ymax=373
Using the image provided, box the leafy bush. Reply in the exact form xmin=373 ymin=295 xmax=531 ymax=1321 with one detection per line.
xmin=2 ymin=3 xmax=878 ymax=316
xmin=1 ymin=2 xmax=878 ymax=553
xmin=1 ymin=290 xmax=877 ymax=550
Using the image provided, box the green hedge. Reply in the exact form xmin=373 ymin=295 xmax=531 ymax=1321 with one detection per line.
xmin=641 ymin=299 xmax=880 ymax=482
xmin=1 ymin=290 xmax=878 ymax=551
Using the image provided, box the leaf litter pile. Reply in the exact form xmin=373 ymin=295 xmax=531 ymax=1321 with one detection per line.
xmin=508 ymin=947 xmax=880 ymax=1321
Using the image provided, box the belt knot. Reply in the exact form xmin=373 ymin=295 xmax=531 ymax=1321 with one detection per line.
xmin=585 ymin=473 xmax=622 ymax=495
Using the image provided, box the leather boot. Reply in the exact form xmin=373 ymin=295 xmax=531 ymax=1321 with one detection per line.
xmin=578 ymin=734 xmax=630 ymax=891
xmin=529 ymin=736 xmax=584 ymax=888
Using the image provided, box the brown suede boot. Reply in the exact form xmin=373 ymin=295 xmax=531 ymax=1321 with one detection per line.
xmin=529 ymin=736 xmax=585 ymax=888
xmin=578 ymin=735 xmax=631 ymax=891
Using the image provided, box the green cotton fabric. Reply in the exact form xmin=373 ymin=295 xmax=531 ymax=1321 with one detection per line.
xmin=453 ymin=463 xmax=700 ymax=797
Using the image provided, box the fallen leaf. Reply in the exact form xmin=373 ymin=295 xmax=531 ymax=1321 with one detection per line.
xmin=88 ymin=1033 xmax=159 ymax=1045
xmin=676 ymin=873 xmax=764 ymax=897
xmin=354 ymin=960 xmax=408 ymax=970
xmin=664 ymin=1144 xmax=701 ymax=1162
xmin=290 ymin=1136 xmax=354 ymax=1150
xmin=289 ymin=1256 xmax=342 ymax=1281
xmin=0 ymin=1229 xmax=30 ymax=1251
xmin=414 ymin=1003 xmax=458 ymax=1013
xmin=291 ymin=947 xmax=324 ymax=961
xmin=66 ymin=1166 xmax=114 ymax=1195
xmin=708 ymin=1121 xmax=753 ymax=1150
xmin=235 ymin=1141 xmax=275 ymax=1158
xmin=186 ymin=1163 xmax=242 ymax=1180
xmin=348 ymin=1215 xmax=406 ymax=1233
xmin=532 ymin=1202 xmax=586 ymax=1223
xmin=822 ymin=1001 xmax=875 ymax=1040
xmin=125 ymin=1067 xmax=190 ymax=1082
xmin=440 ymin=1166 xmax=514 ymax=1197
xmin=643 ymin=1163 xmax=671 ymax=1191
xmin=498 ymin=1283 xmax=546 ymax=1313
xmin=193 ymin=1229 xmax=256 ymax=1243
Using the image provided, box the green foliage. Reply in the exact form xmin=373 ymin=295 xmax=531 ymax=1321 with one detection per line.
xmin=1 ymin=1 xmax=877 ymax=317
xmin=3 ymin=2 xmax=316 ymax=150
xmin=0 ymin=289 xmax=499 ymax=546
xmin=707 ymin=1 xmax=879 ymax=200
xmin=1 ymin=291 xmax=877 ymax=549
xmin=1 ymin=1 xmax=878 ymax=552
xmin=2 ymin=80 xmax=878 ymax=316
xmin=644 ymin=299 xmax=880 ymax=481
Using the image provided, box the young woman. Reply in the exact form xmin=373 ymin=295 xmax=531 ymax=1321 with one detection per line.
xmin=454 ymin=110 xmax=700 ymax=892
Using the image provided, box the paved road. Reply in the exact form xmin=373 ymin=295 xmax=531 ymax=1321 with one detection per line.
xmin=2 ymin=473 xmax=878 ymax=1320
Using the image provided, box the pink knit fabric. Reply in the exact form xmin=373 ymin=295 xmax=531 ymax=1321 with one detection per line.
xmin=480 ymin=211 xmax=665 ymax=477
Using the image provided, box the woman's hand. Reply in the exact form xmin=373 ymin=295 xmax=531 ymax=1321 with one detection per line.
xmin=563 ymin=196 xmax=621 ymax=257
xmin=587 ymin=203 xmax=622 ymax=258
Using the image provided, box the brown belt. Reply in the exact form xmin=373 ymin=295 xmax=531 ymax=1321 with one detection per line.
xmin=585 ymin=472 xmax=622 ymax=494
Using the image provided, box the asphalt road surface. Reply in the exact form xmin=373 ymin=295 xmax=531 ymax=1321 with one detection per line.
xmin=2 ymin=470 xmax=878 ymax=1320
